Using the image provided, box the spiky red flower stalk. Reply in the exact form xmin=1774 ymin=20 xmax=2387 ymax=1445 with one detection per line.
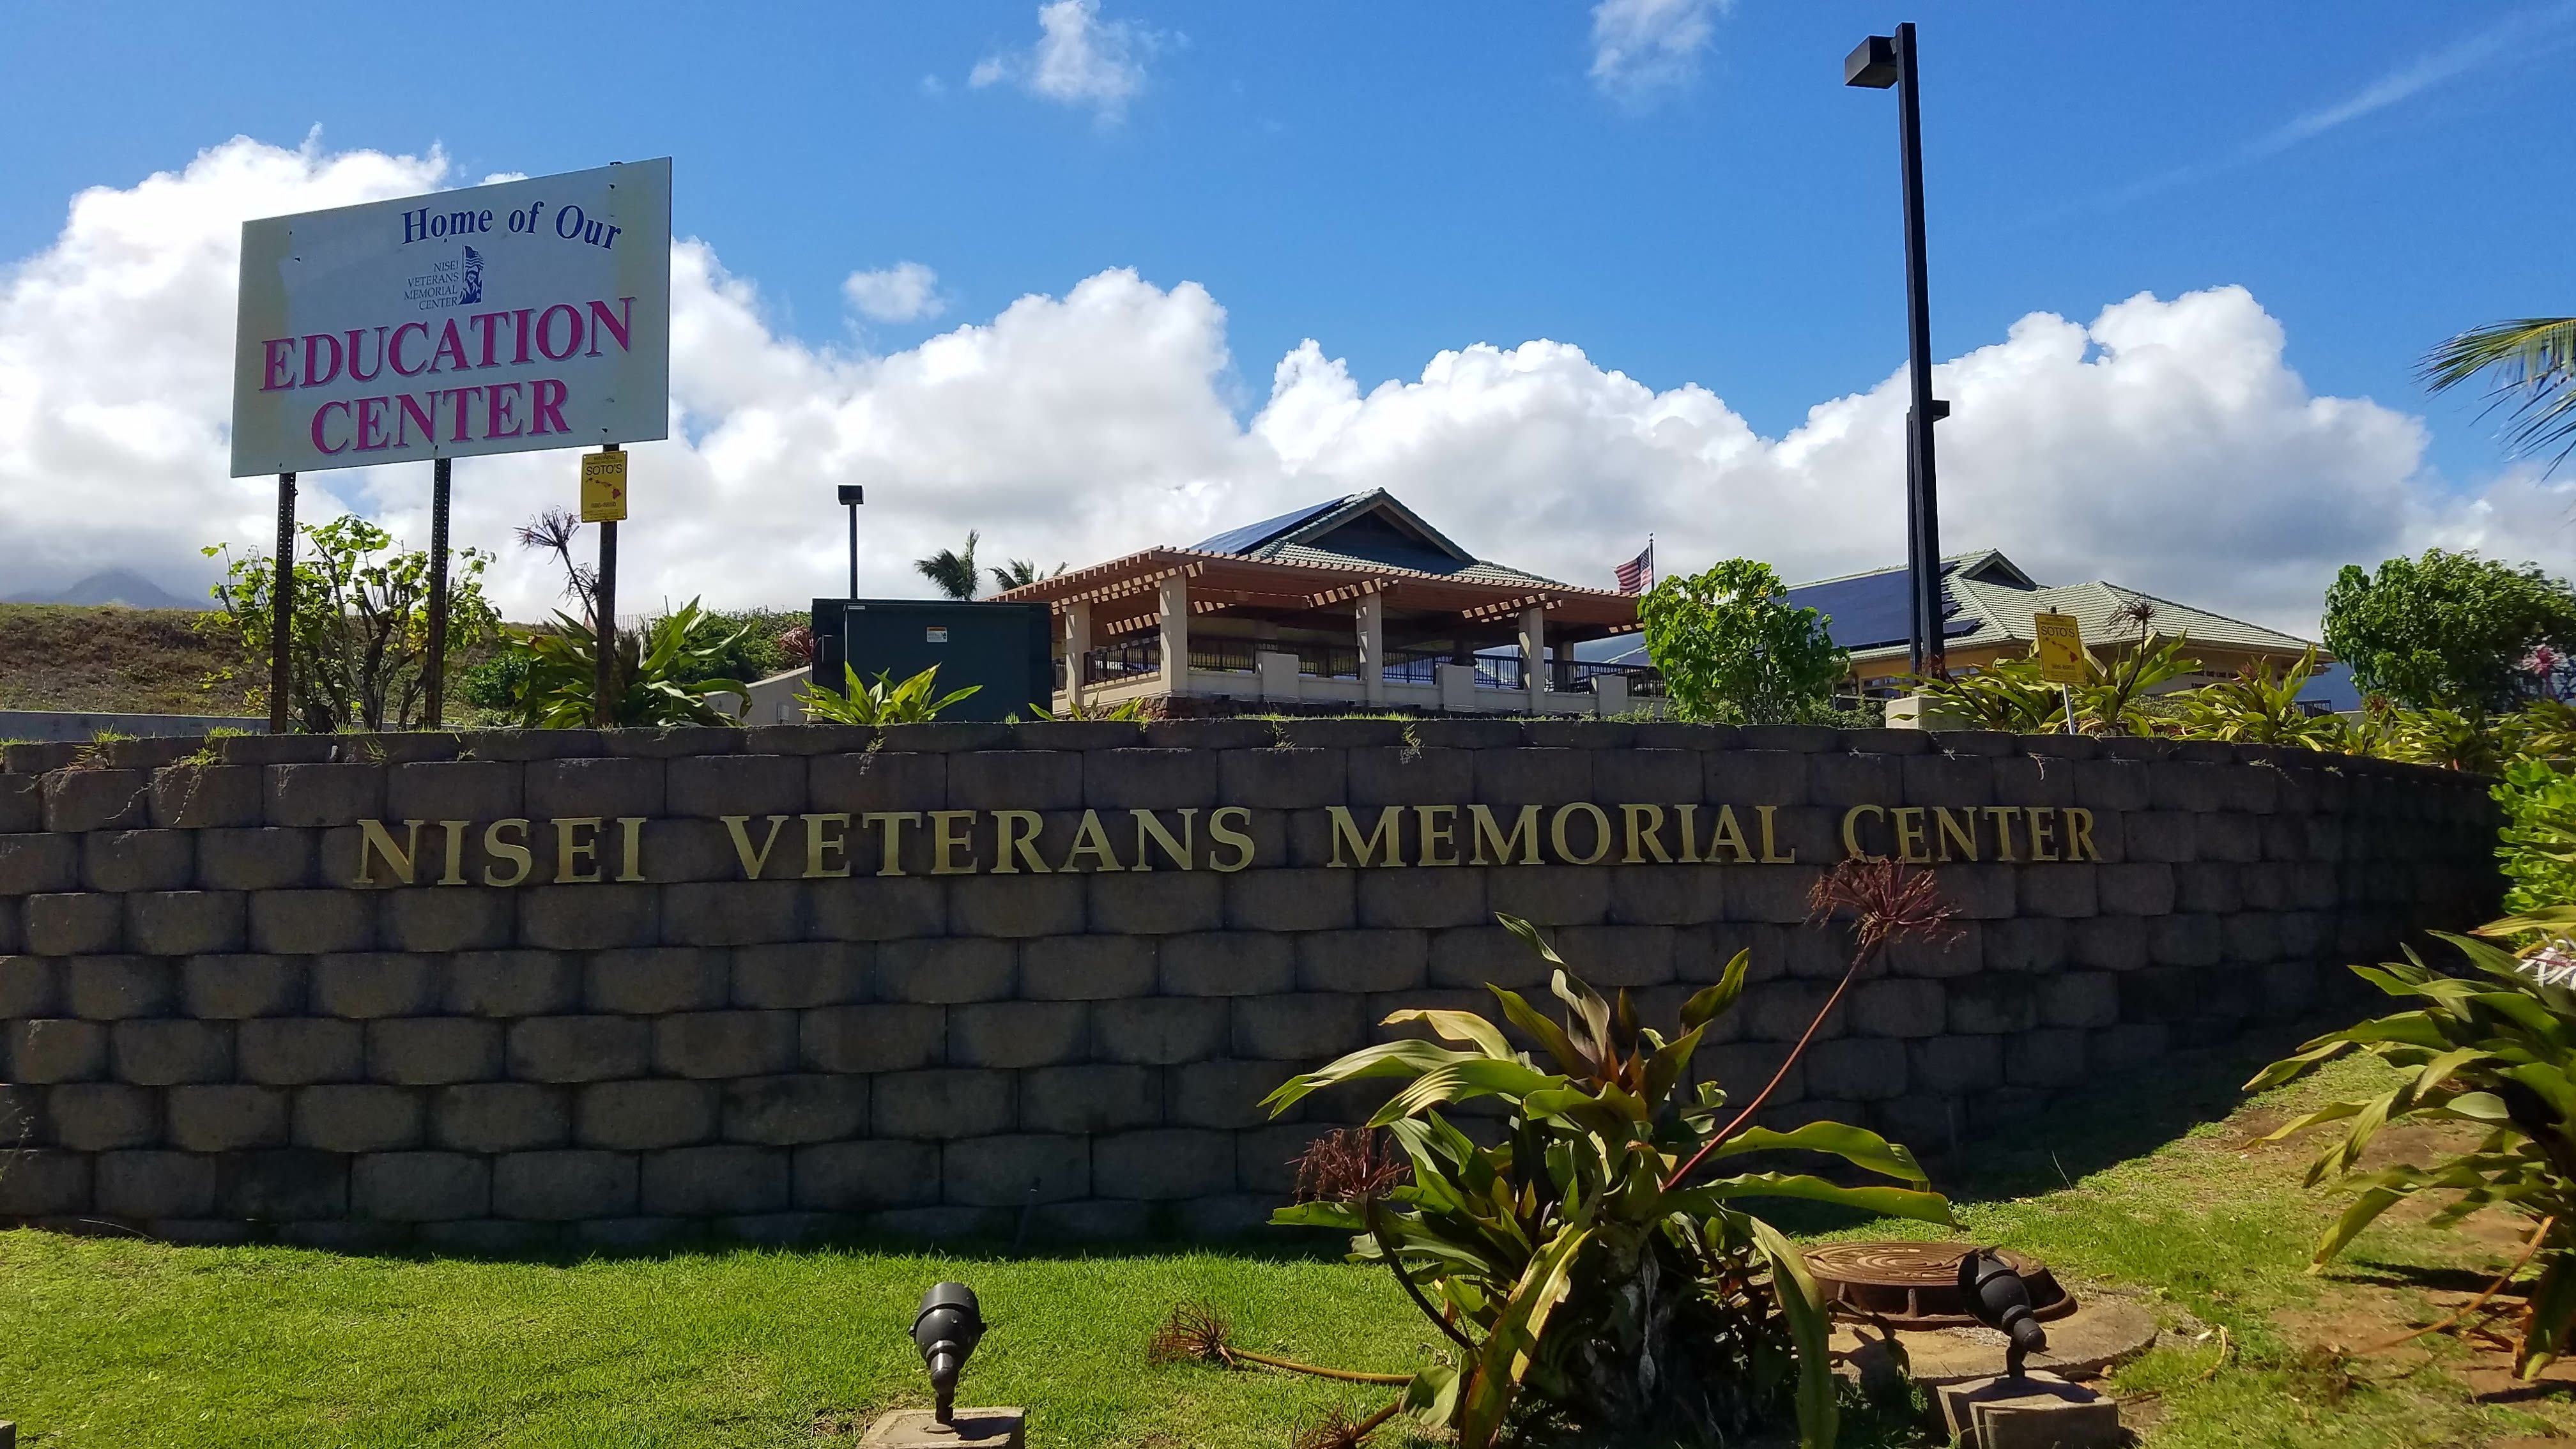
xmin=1662 ymin=857 xmax=1958 ymax=1191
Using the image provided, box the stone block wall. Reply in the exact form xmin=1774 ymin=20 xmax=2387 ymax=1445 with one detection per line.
xmin=0 ymin=719 xmax=2503 ymax=1250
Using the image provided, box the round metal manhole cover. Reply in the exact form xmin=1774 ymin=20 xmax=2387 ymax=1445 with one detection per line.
xmin=1805 ymin=1241 xmax=2078 ymax=1329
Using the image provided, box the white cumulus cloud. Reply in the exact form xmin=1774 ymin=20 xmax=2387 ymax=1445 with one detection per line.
xmin=970 ymin=0 xmax=1153 ymax=121
xmin=1589 ymin=0 xmax=1726 ymax=101
xmin=843 ymin=262 xmax=946 ymax=324
xmin=0 ymin=135 xmax=2562 ymax=644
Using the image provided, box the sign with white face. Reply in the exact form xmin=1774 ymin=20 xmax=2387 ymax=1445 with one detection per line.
xmin=231 ymin=159 xmax=671 ymax=477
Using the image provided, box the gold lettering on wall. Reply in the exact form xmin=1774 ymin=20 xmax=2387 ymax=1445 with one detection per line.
xmin=1469 ymin=804 xmax=1540 ymax=865
xmin=2066 ymin=807 xmax=2099 ymax=860
xmin=617 ymin=817 xmax=647 ymax=882
xmin=2028 ymin=807 xmax=2062 ymax=862
xmin=864 ymin=811 xmax=920 ymax=876
xmin=1707 ymin=805 xmax=1752 ymax=863
xmin=724 ymin=815 xmax=791 ymax=879
xmin=1984 ymin=806 xmax=2024 ymax=862
xmin=1133 ymin=808 xmax=1196 ymax=871
xmin=438 ymin=820 xmax=470 ymax=885
xmin=1551 ymin=802 xmax=1612 ymax=866
xmin=1207 ymin=807 xmax=1255 ymax=873
xmin=1414 ymin=805 xmax=1459 ymax=867
xmin=1062 ymin=810 xmax=1124 ymax=872
xmin=482 ymin=818 xmax=533 ymax=887
xmin=802 ymin=813 xmax=852 ymax=879
xmin=343 ymin=795 xmax=2107 ymax=885
xmin=1891 ymin=807 xmax=1930 ymax=864
xmin=1841 ymin=804 xmax=1883 ymax=861
xmin=1622 ymin=804 xmax=1669 ymax=864
xmin=554 ymin=817 xmax=604 ymax=884
xmin=931 ymin=811 xmax=977 ymax=875
xmin=1329 ymin=806 xmax=1404 ymax=868
xmin=992 ymin=810 xmax=1050 ymax=873
xmin=357 ymin=818 xmax=422 ymax=885
xmin=1755 ymin=806 xmax=1795 ymax=863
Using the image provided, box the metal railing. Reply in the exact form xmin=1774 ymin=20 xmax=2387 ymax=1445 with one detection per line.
xmin=1062 ymin=640 xmax=1665 ymax=698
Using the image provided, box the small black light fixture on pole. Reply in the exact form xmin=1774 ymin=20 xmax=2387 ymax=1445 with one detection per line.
xmin=838 ymin=484 xmax=864 ymax=597
xmin=1845 ymin=23 xmax=1953 ymax=679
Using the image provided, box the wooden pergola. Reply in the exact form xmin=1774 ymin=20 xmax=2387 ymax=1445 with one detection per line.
xmin=992 ymin=545 xmax=1644 ymax=714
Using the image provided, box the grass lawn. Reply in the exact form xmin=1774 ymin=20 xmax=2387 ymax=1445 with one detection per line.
xmin=6 ymin=1023 xmax=2576 ymax=1447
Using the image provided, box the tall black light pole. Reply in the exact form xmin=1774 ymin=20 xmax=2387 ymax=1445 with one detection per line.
xmin=1846 ymin=24 xmax=1951 ymax=678
xmin=838 ymin=484 xmax=864 ymax=597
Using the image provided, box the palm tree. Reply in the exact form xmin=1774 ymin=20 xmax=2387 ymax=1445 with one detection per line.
xmin=989 ymin=558 xmax=1066 ymax=592
xmin=2422 ymin=318 xmax=2576 ymax=468
xmin=914 ymin=532 xmax=980 ymax=600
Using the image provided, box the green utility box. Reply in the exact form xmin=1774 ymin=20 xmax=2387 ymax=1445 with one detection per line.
xmin=809 ymin=598 xmax=1053 ymax=722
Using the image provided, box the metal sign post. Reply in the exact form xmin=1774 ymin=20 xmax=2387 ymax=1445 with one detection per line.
xmin=268 ymin=472 xmax=296 ymax=732
xmin=424 ymin=457 xmax=452 ymax=727
xmin=583 ymin=446 xmax=629 ymax=728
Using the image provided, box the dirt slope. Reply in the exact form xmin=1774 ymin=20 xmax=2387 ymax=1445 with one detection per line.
xmin=0 ymin=604 xmax=256 ymax=715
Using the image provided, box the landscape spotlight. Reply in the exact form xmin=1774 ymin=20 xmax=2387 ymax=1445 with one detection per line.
xmin=1956 ymin=1247 xmax=2048 ymax=1377
xmin=912 ymin=1281 xmax=986 ymax=1424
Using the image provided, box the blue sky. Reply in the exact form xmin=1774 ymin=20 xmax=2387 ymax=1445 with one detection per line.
xmin=1 ymin=2 xmax=2571 ymax=623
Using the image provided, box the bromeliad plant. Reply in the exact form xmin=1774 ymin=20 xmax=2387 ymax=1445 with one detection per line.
xmin=1263 ymin=870 xmax=1957 ymax=1449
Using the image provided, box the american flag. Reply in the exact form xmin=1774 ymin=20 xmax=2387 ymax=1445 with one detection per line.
xmin=1613 ymin=538 xmax=1654 ymax=595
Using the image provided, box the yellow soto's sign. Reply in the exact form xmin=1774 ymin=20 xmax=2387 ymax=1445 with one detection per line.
xmin=2032 ymin=611 xmax=2087 ymax=684
xmin=580 ymin=449 xmax=629 ymax=523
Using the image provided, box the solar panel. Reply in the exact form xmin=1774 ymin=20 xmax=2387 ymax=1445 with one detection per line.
xmin=1786 ymin=565 xmax=1978 ymax=652
xmin=1190 ymin=496 xmax=1351 ymax=555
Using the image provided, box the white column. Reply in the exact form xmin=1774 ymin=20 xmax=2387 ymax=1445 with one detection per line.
xmin=1063 ymin=600 xmax=1092 ymax=710
xmin=1357 ymin=590 xmax=1386 ymax=707
xmin=1158 ymin=572 xmax=1190 ymax=699
xmin=1518 ymin=604 xmax=1547 ymax=712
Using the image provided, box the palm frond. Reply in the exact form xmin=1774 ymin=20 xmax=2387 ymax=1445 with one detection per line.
xmin=913 ymin=531 xmax=981 ymax=600
xmin=2421 ymin=318 xmax=2576 ymax=466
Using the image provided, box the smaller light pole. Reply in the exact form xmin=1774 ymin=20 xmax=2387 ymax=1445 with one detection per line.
xmin=839 ymin=485 xmax=864 ymax=597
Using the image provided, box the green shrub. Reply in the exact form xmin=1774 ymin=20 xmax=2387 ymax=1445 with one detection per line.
xmin=2497 ymin=759 xmax=2576 ymax=916
xmin=1639 ymin=560 xmax=1847 ymax=726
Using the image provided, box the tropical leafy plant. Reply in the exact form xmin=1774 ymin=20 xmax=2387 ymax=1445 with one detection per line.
xmin=1264 ymin=871 xmax=1954 ymax=1449
xmin=1639 ymin=558 xmax=1850 ymax=726
xmin=510 ymin=599 xmax=749 ymax=728
xmin=1900 ymin=654 xmax=2066 ymax=733
xmin=2422 ymin=317 xmax=2576 ymax=470
xmin=796 ymin=662 xmax=981 ymax=724
xmin=200 ymin=514 xmax=500 ymax=732
xmin=915 ymin=532 xmax=981 ymax=601
xmin=2513 ymin=700 xmax=2576 ymax=763
xmin=2247 ymin=919 xmax=2576 ymax=1379
xmin=1903 ymin=631 xmax=2203 ymax=738
xmin=2174 ymin=647 xmax=2345 ymax=749
xmin=1018 ymin=694 xmax=1150 ymax=723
